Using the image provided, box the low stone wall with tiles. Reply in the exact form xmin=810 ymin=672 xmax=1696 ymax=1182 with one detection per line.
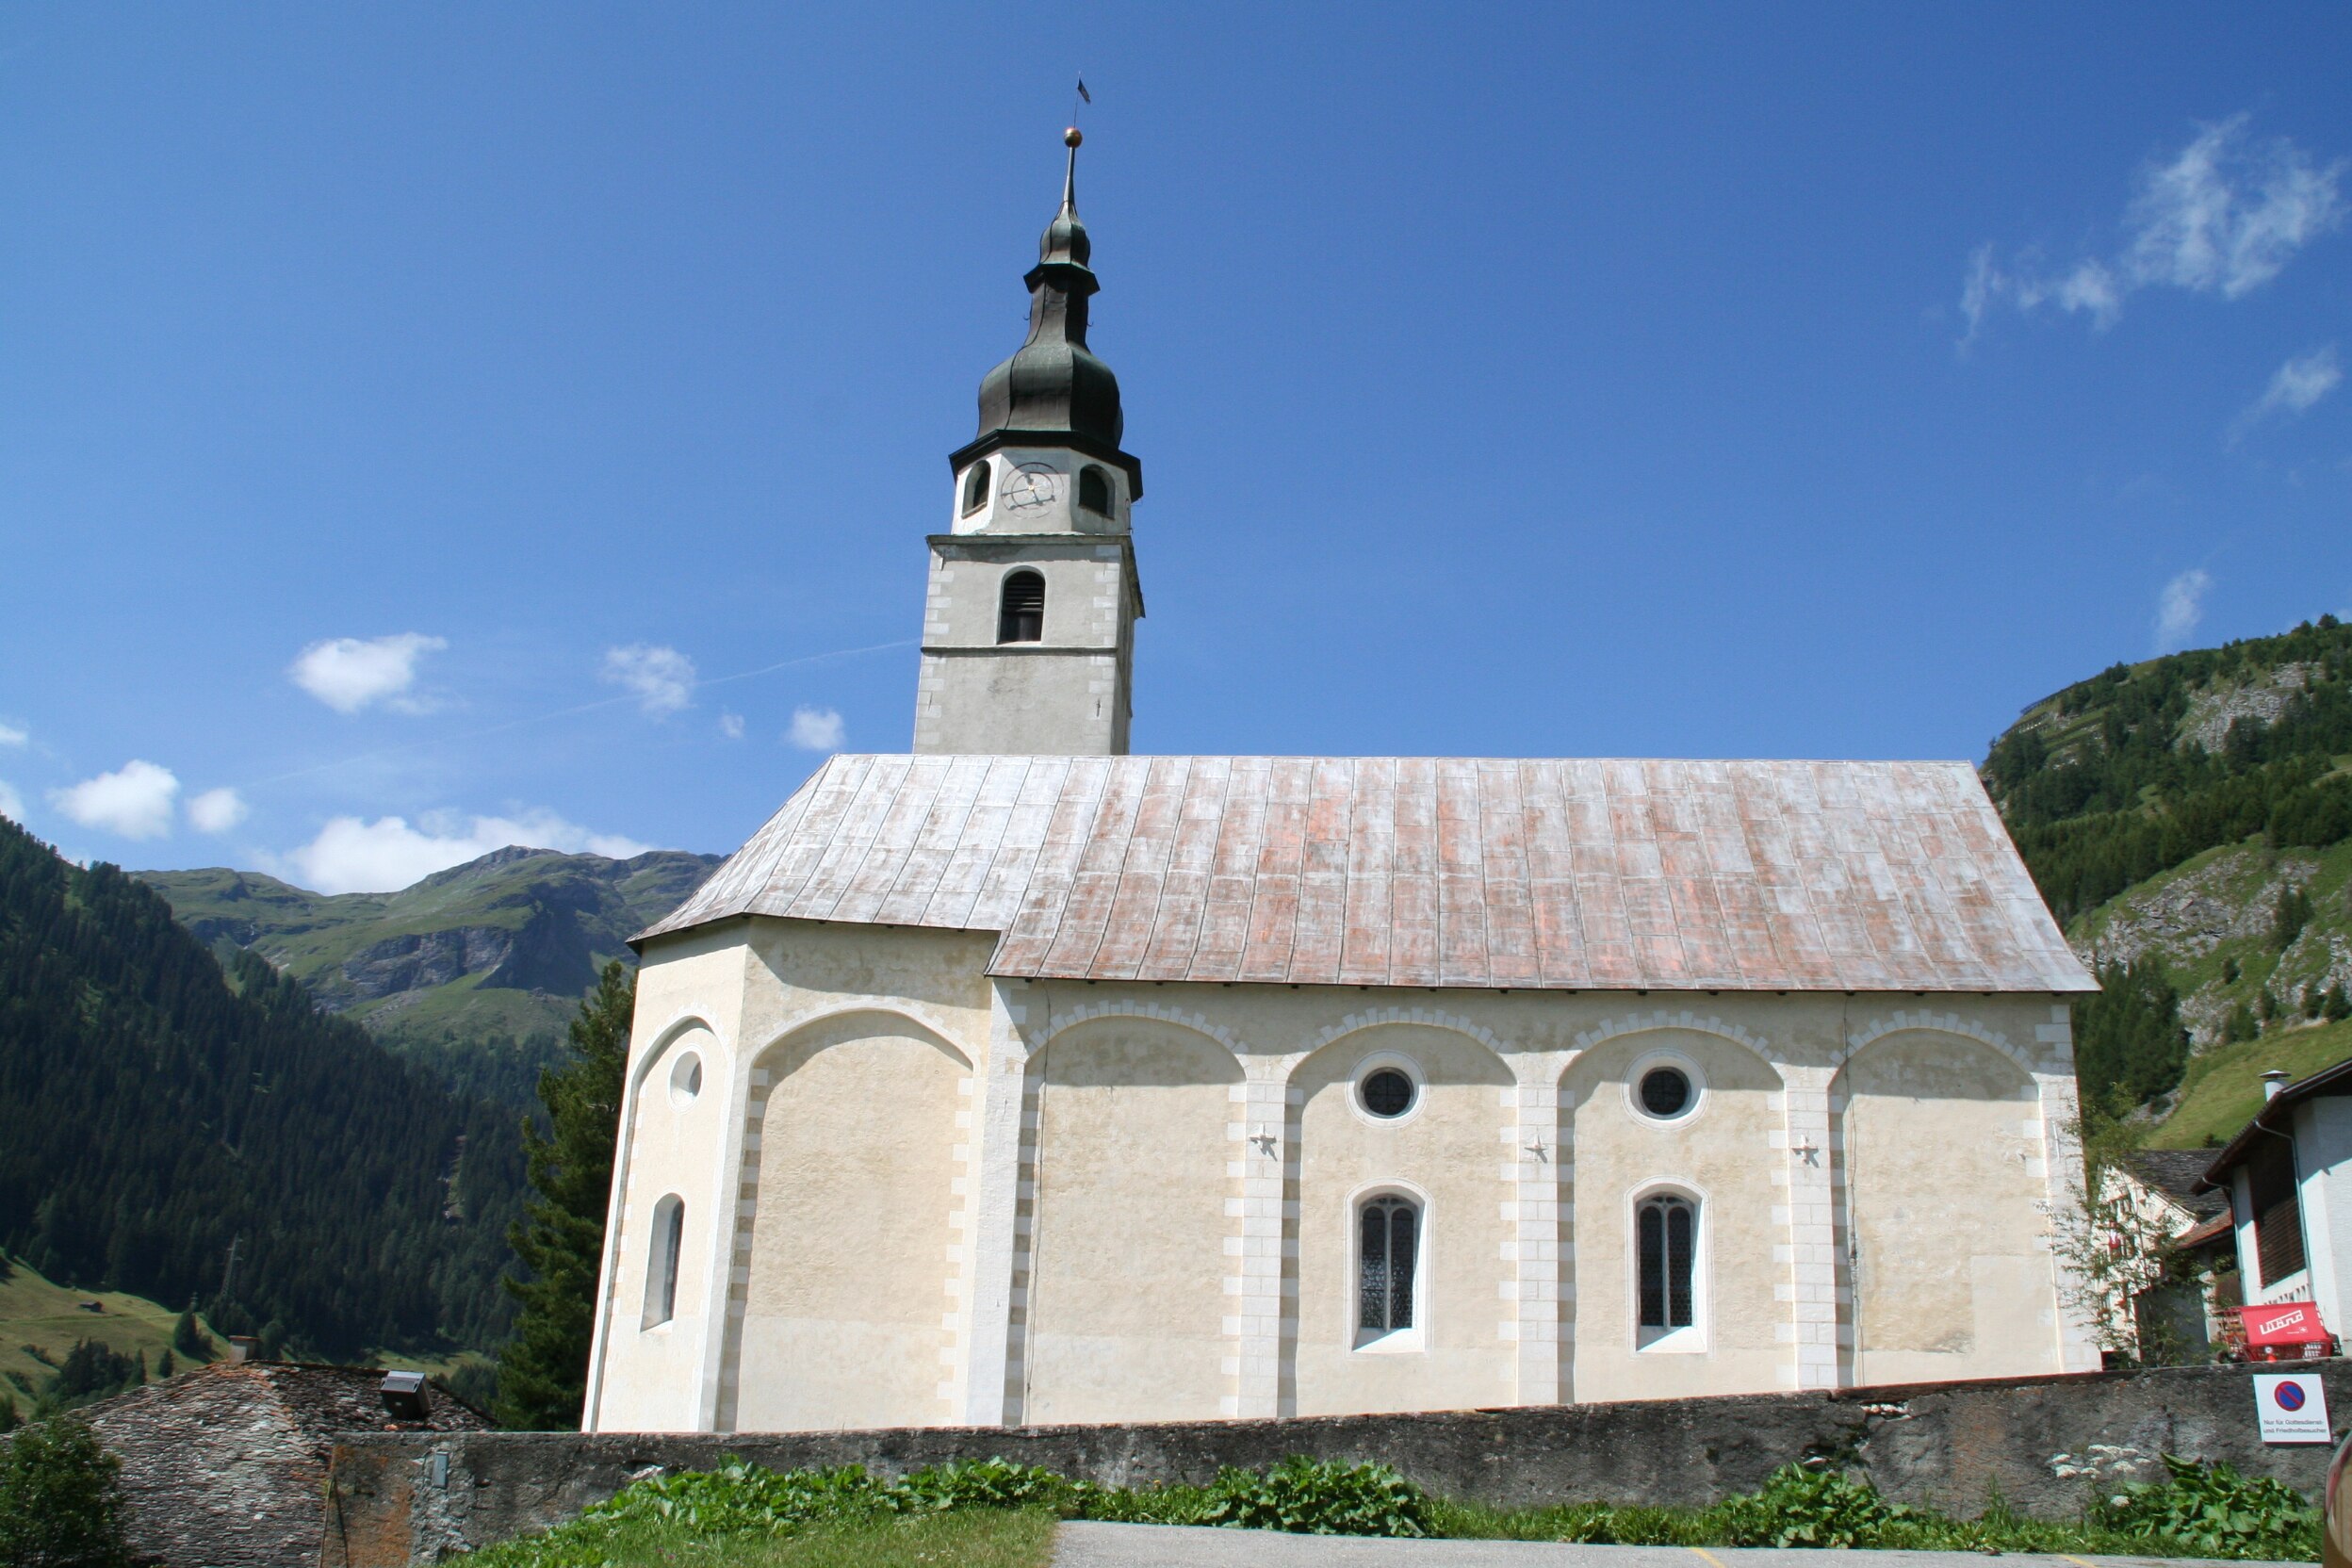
xmin=323 ymin=1362 xmax=2351 ymax=1566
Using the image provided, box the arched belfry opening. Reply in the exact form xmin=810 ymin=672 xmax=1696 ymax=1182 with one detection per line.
xmin=998 ymin=570 xmax=1045 ymax=644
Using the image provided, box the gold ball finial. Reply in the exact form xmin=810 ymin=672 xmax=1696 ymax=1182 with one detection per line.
xmin=1064 ymin=126 xmax=1083 ymax=148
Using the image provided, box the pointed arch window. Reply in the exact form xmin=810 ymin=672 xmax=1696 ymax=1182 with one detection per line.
xmin=643 ymin=1194 xmax=684 ymax=1330
xmin=962 ymin=462 xmax=990 ymax=516
xmin=1637 ymin=1193 xmax=1695 ymax=1332
xmin=1357 ymin=1195 xmax=1418 ymax=1342
xmin=1078 ymin=465 xmax=1112 ymax=515
xmin=998 ymin=569 xmax=1045 ymax=644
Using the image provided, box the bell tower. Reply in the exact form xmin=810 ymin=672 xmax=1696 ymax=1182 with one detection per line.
xmin=912 ymin=129 xmax=1143 ymax=756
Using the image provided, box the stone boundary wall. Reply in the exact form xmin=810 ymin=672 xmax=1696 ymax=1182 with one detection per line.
xmin=322 ymin=1363 xmax=2352 ymax=1566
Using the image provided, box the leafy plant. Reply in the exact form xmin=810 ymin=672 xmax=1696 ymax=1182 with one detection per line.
xmin=1713 ymin=1463 xmax=1912 ymax=1548
xmin=1195 ymin=1456 xmax=1431 ymax=1537
xmin=2094 ymin=1453 xmax=2319 ymax=1560
xmin=0 ymin=1417 xmax=130 ymax=1568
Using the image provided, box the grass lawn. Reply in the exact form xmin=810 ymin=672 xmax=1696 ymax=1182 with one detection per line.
xmin=2149 ymin=1015 xmax=2352 ymax=1148
xmin=0 ymin=1252 xmax=224 ymax=1397
xmin=485 ymin=1510 xmax=1059 ymax=1568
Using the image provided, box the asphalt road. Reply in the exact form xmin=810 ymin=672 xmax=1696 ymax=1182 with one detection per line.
xmin=1050 ymin=1524 xmax=2274 ymax=1568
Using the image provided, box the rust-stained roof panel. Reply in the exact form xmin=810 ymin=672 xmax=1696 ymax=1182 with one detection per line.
xmin=637 ymin=755 xmax=2097 ymax=993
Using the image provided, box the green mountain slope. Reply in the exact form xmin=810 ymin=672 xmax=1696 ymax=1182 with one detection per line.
xmin=0 ymin=816 xmax=525 ymax=1358
xmin=138 ymin=847 xmax=717 ymax=1103
xmin=1982 ymin=613 xmax=2352 ymax=1146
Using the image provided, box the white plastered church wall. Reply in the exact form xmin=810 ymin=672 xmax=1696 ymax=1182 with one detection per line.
xmin=587 ymin=940 xmax=2098 ymax=1432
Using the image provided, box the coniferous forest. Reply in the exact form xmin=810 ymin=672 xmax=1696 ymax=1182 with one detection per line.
xmin=0 ymin=816 xmax=524 ymax=1360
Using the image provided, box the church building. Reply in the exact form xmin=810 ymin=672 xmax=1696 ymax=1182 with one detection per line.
xmin=582 ymin=134 xmax=2102 ymax=1436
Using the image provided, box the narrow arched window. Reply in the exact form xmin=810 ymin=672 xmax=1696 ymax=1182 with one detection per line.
xmin=1358 ymin=1196 xmax=1419 ymax=1339
xmin=1637 ymin=1194 xmax=1695 ymax=1331
xmin=643 ymin=1194 xmax=684 ymax=1329
xmin=961 ymin=462 xmax=990 ymax=515
xmin=998 ymin=569 xmax=1045 ymax=644
xmin=1078 ymin=465 xmax=1112 ymax=515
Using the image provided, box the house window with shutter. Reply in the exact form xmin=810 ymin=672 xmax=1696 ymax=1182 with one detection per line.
xmin=2249 ymin=1138 xmax=2306 ymax=1287
xmin=998 ymin=569 xmax=1045 ymax=644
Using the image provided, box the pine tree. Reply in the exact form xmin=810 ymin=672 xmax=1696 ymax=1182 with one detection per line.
xmin=154 ymin=1349 xmax=172 ymax=1380
xmin=493 ymin=961 xmax=633 ymax=1430
xmin=170 ymin=1308 xmax=205 ymax=1361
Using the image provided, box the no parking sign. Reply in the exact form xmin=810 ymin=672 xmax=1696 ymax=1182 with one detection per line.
xmin=2254 ymin=1374 xmax=2331 ymax=1444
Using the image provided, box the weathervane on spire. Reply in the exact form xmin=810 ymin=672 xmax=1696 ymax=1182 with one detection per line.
xmin=1062 ymin=75 xmax=1090 ymax=215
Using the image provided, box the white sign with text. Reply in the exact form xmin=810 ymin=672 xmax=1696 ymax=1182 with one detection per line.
xmin=2254 ymin=1373 xmax=2331 ymax=1444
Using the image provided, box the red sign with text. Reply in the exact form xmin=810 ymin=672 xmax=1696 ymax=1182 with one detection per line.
xmin=2241 ymin=1302 xmax=2329 ymax=1347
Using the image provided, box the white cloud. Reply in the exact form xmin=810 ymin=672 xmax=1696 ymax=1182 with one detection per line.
xmin=2156 ymin=568 xmax=2213 ymax=651
xmin=601 ymin=644 xmax=696 ymax=717
xmin=787 ymin=706 xmax=844 ymax=752
xmin=1961 ymin=117 xmax=2344 ymax=342
xmin=187 ymin=787 xmax=249 ymax=834
xmin=2241 ymin=346 xmax=2343 ymax=433
xmin=718 ymin=711 xmax=745 ymax=741
xmin=277 ymin=808 xmax=661 ymax=894
xmin=0 ymin=780 xmax=22 ymax=823
xmin=49 ymin=760 xmax=180 ymax=840
xmin=289 ymin=633 xmax=448 ymax=714
xmin=2123 ymin=117 xmax=2345 ymax=297
xmin=0 ymin=722 xmax=24 ymax=746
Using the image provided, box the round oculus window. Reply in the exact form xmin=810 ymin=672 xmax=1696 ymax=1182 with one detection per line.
xmin=1638 ymin=1066 xmax=1692 ymax=1119
xmin=1360 ymin=1068 xmax=1416 ymax=1119
xmin=668 ymin=1052 xmax=704 ymax=1106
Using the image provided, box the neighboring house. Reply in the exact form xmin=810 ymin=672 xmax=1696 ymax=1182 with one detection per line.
xmin=2095 ymin=1151 xmax=2231 ymax=1360
xmin=582 ymin=134 xmax=2103 ymax=1438
xmin=2198 ymin=1059 xmax=2352 ymax=1350
xmin=84 ymin=1360 xmax=487 ymax=1567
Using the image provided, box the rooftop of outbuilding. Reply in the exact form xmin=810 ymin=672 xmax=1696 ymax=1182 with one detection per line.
xmin=639 ymin=754 xmax=2093 ymax=996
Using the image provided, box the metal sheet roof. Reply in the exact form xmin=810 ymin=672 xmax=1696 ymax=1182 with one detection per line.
xmin=639 ymin=755 xmax=2095 ymax=994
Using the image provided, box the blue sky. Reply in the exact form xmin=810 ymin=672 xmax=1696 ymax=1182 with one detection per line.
xmin=2 ymin=6 xmax=2347 ymax=891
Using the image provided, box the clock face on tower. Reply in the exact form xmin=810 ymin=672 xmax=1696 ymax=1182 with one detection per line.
xmin=1001 ymin=463 xmax=1063 ymax=514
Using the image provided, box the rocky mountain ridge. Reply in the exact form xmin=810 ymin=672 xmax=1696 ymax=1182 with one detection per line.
xmin=1982 ymin=613 xmax=2352 ymax=1146
xmin=138 ymin=845 xmax=721 ymax=1048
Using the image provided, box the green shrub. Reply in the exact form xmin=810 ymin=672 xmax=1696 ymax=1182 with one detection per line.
xmin=0 ymin=1417 xmax=129 ymax=1568
xmin=1195 ymin=1456 xmax=1431 ymax=1537
xmin=1714 ymin=1463 xmax=1913 ymax=1548
xmin=453 ymin=1447 xmax=2329 ymax=1564
xmin=2094 ymin=1453 xmax=2320 ymax=1560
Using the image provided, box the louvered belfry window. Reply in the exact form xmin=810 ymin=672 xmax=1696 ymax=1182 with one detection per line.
xmin=1638 ymin=1194 xmax=1696 ymax=1329
xmin=998 ymin=569 xmax=1045 ymax=644
xmin=2249 ymin=1137 xmax=2307 ymax=1286
xmin=1358 ymin=1196 xmax=1418 ymax=1336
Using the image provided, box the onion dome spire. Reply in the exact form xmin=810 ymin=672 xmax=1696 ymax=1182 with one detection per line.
xmin=954 ymin=127 xmax=1141 ymax=497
